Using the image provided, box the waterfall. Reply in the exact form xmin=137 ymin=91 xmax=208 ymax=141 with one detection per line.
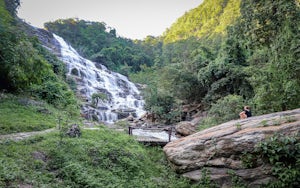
xmin=53 ymin=34 xmax=145 ymax=123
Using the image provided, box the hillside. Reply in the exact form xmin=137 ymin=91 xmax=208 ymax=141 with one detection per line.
xmin=163 ymin=0 xmax=241 ymax=43
xmin=140 ymin=0 xmax=300 ymax=126
xmin=0 ymin=126 xmax=196 ymax=187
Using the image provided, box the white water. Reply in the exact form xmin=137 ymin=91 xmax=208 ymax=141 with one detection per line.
xmin=53 ymin=34 xmax=145 ymax=123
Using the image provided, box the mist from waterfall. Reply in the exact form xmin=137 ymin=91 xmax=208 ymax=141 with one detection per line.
xmin=53 ymin=34 xmax=145 ymax=123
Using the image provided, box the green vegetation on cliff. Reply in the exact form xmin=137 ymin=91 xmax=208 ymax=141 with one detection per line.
xmin=0 ymin=0 xmax=79 ymax=117
xmin=163 ymin=0 xmax=241 ymax=43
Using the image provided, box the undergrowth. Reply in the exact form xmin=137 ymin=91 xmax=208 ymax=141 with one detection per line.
xmin=0 ymin=128 xmax=195 ymax=187
xmin=0 ymin=94 xmax=80 ymax=134
xmin=241 ymin=133 xmax=300 ymax=187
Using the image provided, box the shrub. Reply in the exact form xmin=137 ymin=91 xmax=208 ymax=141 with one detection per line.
xmin=30 ymin=76 xmax=79 ymax=111
xmin=241 ymin=134 xmax=300 ymax=187
xmin=198 ymin=95 xmax=245 ymax=129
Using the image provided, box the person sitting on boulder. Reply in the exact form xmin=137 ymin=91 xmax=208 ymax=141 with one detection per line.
xmin=239 ymin=111 xmax=247 ymax=119
xmin=244 ymin=106 xmax=252 ymax=117
xmin=239 ymin=106 xmax=252 ymax=119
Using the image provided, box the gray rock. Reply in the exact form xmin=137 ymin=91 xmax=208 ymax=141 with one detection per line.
xmin=66 ymin=124 xmax=81 ymax=137
xmin=175 ymin=121 xmax=196 ymax=136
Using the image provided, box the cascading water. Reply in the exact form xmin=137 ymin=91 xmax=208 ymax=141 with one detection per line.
xmin=53 ymin=34 xmax=145 ymax=123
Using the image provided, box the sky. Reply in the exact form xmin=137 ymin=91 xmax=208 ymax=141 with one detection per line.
xmin=17 ymin=0 xmax=204 ymax=40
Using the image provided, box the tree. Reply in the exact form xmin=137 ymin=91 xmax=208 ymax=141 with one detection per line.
xmin=91 ymin=93 xmax=107 ymax=107
xmin=252 ymin=22 xmax=300 ymax=112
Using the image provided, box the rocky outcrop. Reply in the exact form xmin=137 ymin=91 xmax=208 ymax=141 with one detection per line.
xmin=66 ymin=124 xmax=81 ymax=137
xmin=19 ymin=21 xmax=61 ymax=56
xmin=163 ymin=108 xmax=300 ymax=187
xmin=175 ymin=121 xmax=196 ymax=136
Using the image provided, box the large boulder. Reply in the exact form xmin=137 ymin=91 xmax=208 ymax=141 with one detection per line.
xmin=163 ymin=108 xmax=300 ymax=187
xmin=175 ymin=121 xmax=196 ymax=136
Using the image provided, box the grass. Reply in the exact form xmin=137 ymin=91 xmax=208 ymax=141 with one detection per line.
xmin=0 ymin=93 xmax=218 ymax=187
xmin=235 ymin=123 xmax=242 ymax=130
xmin=0 ymin=128 xmax=194 ymax=187
xmin=0 ymin=94 xmax=80 ymax=134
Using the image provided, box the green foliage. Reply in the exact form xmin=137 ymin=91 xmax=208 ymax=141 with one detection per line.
xmin=129 ymin=64 xmax=156 ymax=85
xmin=227 ymin=170 xmax=247 ymax=188
xmin=0 ymin=31 xmax=49 ymax=91
xmin=235 ymin=123 xmax=242 ymax=130
xmin=66 ymin=77 xmax=77 ymax=92
xmin=30 ymin=76 xmax=78 ymax=110
xmin=34 ymin=41 xmax=67 ymax=78
xmin=0 ymin=94 xmax=78 ymax=134
xmin=0 ymin=129 xmax=193 ymax=187
xmin=208 ymin=94 xmax=245 ymax=121
xmin=0 ymin=158 xmax=23 ymax=187
xmin=197 ymin=27 xmax=254 ymax=105
xmin=163 ymin=0 xmax=241 ymax=43
xmin=158 ymin=38 xmax=215 ymax=103
xmin=143 ymin=86 xmax=180 ymax=124
xmin=241 ymin=134 xmax=300 ymax=188
xmin=261 ymin=135 xmax=300 ymax=187
xmin=250 ymin=21 xmax=300 ymax=112
xmin=91 ymin=92 xmax=107 ymax=107
xmin=240 ymin=151 xmax=257 ymax=169
xmin=239 ymin=0 xmax=299 ymax=48
xmin=0 ymin=1 xmax=79 ymax=112
xmin=199 ymin=95 xmax=245 ymax=129
xmin=230 ymin=0 xmax=300 ymax=114
xmin=173 ymin=0 xmax=300 ymax=119
xmin=193 ymin=168 xmax=217 ymax=188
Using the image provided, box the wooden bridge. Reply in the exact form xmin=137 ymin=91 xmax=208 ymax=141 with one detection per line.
xmin=128 ymin=126 xmax=176 ymax=146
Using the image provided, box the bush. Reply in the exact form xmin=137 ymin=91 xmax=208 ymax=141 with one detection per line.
xmin=144 ymin=86 xmax=179 ymax=124
xmin=198 ymin=95 xmax=245 ymax=129
xmin=241 ymin=134 xmax=300 ymax=188
xmin=30 ymin=76 xmax=78 ymax=111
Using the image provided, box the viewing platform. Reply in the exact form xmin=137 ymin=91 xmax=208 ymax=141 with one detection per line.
xmin=128 ymin=126 xmax=177 ymax=146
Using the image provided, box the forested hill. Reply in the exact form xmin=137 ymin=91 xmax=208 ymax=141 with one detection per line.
xmin=163 ymin=0 xmax=241 ymax=43
xmin=143 ymin=0 xmax=300 ymax=125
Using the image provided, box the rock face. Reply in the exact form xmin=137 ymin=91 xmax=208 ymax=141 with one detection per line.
xmin=19 ymin=21 xmax=61 ymax=56
xmin=163 ymin=108 xmax=300 ymax=187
